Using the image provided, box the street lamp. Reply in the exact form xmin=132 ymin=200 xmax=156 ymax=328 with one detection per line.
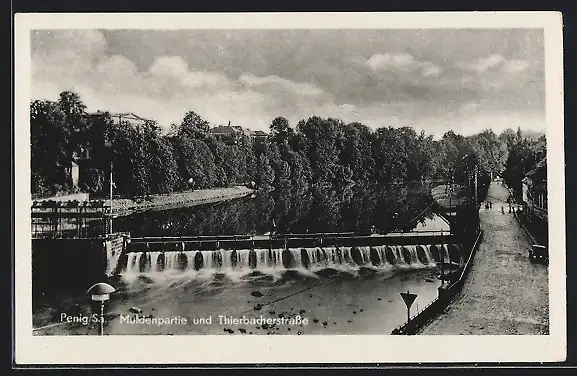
xmin=86 ymin=282 xmax=116 ymax=335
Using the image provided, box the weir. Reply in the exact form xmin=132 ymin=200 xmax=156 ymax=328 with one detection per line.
xmin=117 ymin=231 xmax=460 ymax=275
xmin=121 ymin=243 xmax=461 ymax=275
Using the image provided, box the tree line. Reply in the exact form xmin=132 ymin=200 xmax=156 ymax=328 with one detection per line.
xmin=31 ymin=91 xmax=546 ymax=200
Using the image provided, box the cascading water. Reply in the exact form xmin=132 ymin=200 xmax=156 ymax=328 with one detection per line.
xmin=122 ymin=243 xmax=459 ymax=276
xmin=148 ymin=251 xmax=161 ymax=272
xmin=184 ymin=251 xmax=197 ymax=270
xmin=163 ymin=251 xmax=181 ymax=272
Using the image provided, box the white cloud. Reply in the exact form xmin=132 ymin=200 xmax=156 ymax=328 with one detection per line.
xmin=421 ymin=62 xmax=442 ymax=77
xmin=366 ymin=53 xmax=416 ymax=70
xmin=239 ymin=74 xmax=324 ymax=96
xmin=457 ymin=54 xmax=530 ymax=75
xmin=149 ymin=56 xmax=189 ymax=76
xmin=365 ymin=53 xmax=442 ymax=79
xmin=476 ymin=54 xmax=506 ymax=72
xmin=503 ymin=59 xmax=530 ymax=74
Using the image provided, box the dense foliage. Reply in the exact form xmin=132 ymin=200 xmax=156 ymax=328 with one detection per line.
xmin=31 ymin=91 xmax=545 ymax=201
xmin=500 ymin=128 xmax=547 ymax=200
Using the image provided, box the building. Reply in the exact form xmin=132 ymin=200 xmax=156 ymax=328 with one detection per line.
xmin=88 ymin=112 xmax=151 ymax=127
xmin=521 ymin=157 xmax=548 ymax=246
xmin=522 ymin=157 xmax=547 ymax=222
xmin=208 ymin=122 xmax=269 ymax=145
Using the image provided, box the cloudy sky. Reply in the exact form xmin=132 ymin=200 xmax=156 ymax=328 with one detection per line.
xmin=31 ymin=28 xmax=545 ymax=136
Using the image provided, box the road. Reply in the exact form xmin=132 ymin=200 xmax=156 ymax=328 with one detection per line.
xmin=420 ymin=181 xmax=549 ymax=335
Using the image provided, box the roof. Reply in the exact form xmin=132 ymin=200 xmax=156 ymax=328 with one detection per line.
xmin=209 ymin=125 xmax=244 ymax=135
xmin=525 ymin=157 xmax=547 ymax=183
xmin=88 ymin=112 xmax=151 ymax=124
xmin=251 ymin=130 xmax=268 ymax=136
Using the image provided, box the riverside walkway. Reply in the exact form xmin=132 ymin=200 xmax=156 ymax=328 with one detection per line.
xmin=420 ymin=181 xmax=549 ymax=335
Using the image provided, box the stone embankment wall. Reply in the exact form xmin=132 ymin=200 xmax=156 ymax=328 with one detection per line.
xmin=32 ymin=232 xmax=129 ymax=295
xmin=391 ymin=228 xmax=483 ymax=335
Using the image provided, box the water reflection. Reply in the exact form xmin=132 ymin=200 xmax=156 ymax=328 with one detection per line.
xmin=113 ymin=183 xmax=438 ymax=237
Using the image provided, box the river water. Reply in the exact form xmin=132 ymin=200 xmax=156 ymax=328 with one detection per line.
xmin=33 ymin=184 xmax=456 ymax=335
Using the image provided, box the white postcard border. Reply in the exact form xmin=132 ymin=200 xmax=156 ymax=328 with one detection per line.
xmin=14 ymin=12 xmax=566 ymax=364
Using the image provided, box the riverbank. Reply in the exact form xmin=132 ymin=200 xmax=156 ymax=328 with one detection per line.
xmin=419 ymin=182 xmax=549 ymax=335
xmin=111 ymin=186 xmax=255 ymax=217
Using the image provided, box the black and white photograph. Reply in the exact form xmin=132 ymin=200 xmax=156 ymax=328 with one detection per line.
xmin=14 ymin=12 xmax=565 ymax=364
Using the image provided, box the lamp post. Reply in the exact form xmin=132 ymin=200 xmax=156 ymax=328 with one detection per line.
xmin=86 ymin=282 xmax=116 ymax=335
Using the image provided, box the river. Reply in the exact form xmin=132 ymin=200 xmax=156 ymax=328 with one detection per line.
xmin=33 ymin=183 xmax=456 ymax=335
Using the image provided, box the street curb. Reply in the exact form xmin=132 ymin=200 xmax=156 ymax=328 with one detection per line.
xmin=513 ymin=211 xmax=539 ymax=246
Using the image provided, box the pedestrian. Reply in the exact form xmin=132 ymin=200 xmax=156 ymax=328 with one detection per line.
xmin=501 ymin=206 xmax=504 ymax=214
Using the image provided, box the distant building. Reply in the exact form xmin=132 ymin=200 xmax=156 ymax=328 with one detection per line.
xmin=251 ymin=130 xmax=268 ymax=139
xmin=208 ymin=121 xmax=268 ymax=144
xmin=88 ymin=112 xmax=152 ymax=127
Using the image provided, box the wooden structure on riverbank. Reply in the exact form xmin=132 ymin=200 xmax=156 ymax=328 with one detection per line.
xmin=31 ymin=199 xmax=112 ymax=238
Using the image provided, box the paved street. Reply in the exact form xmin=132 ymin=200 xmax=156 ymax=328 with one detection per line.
xmin=420 ymin=181 xmax=549 ymax=335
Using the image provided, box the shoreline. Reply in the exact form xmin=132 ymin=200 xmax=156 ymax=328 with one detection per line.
xmin=110 ymin=186 xmax=255 ymax=217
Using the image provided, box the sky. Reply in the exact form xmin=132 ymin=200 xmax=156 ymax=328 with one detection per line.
xmin=31 ymin=29 xmax=545 ymax=137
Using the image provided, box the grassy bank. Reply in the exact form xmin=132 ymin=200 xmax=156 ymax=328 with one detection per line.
xmin=111 ymin=186 xmax=255 ymax=216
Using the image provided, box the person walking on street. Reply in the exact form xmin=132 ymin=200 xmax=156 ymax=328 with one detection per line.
xmin=501 ymin=205 xmax=504 ymax=214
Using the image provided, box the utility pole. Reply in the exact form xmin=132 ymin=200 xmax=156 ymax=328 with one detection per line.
xmin=109 ymin=162 xmax=113 ymax=234
xmin=474 ymin=165 xmax=478 ymax=210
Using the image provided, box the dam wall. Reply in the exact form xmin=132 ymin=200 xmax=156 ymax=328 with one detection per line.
xmin=32 ymin=233 xmax=129 ymax=295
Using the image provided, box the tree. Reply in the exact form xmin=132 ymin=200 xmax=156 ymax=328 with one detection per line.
xmin=279 ymin=141 xmax=312 ymax=188
xmin=468 ymin=129 xmax=508 ymax=178
xmin=296 ymin=116 xmax=344 ymax=185
xmin=177 ymin=110 xmax=210 ymax=139
xmin=270 ymin=116 xmax=294 ymax=145
xmin=30 ymin=99 xmax=70 ymax=194
xmin=58 ymin=91 xmax=89 ymax=158
xmin=256 ymin=154 xmax=275 ymax=190
xmin=148 ymin=135 xmax=180 ymax=194
xmin=339 ymin=123 xmax=374 ymax=185
xmin=372 ymin=127 xmax=408 ymax=185
xmin=502 ymin=135 xmax=546 ymax=199
xmin=171 ymin=136 xmax=218 ymax=189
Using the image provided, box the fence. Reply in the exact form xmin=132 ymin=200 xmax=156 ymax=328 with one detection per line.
xmin=31 ymin=199 xmax=111 ymax=238
xmin=391 ymin=227 xmax=484 ymax=335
